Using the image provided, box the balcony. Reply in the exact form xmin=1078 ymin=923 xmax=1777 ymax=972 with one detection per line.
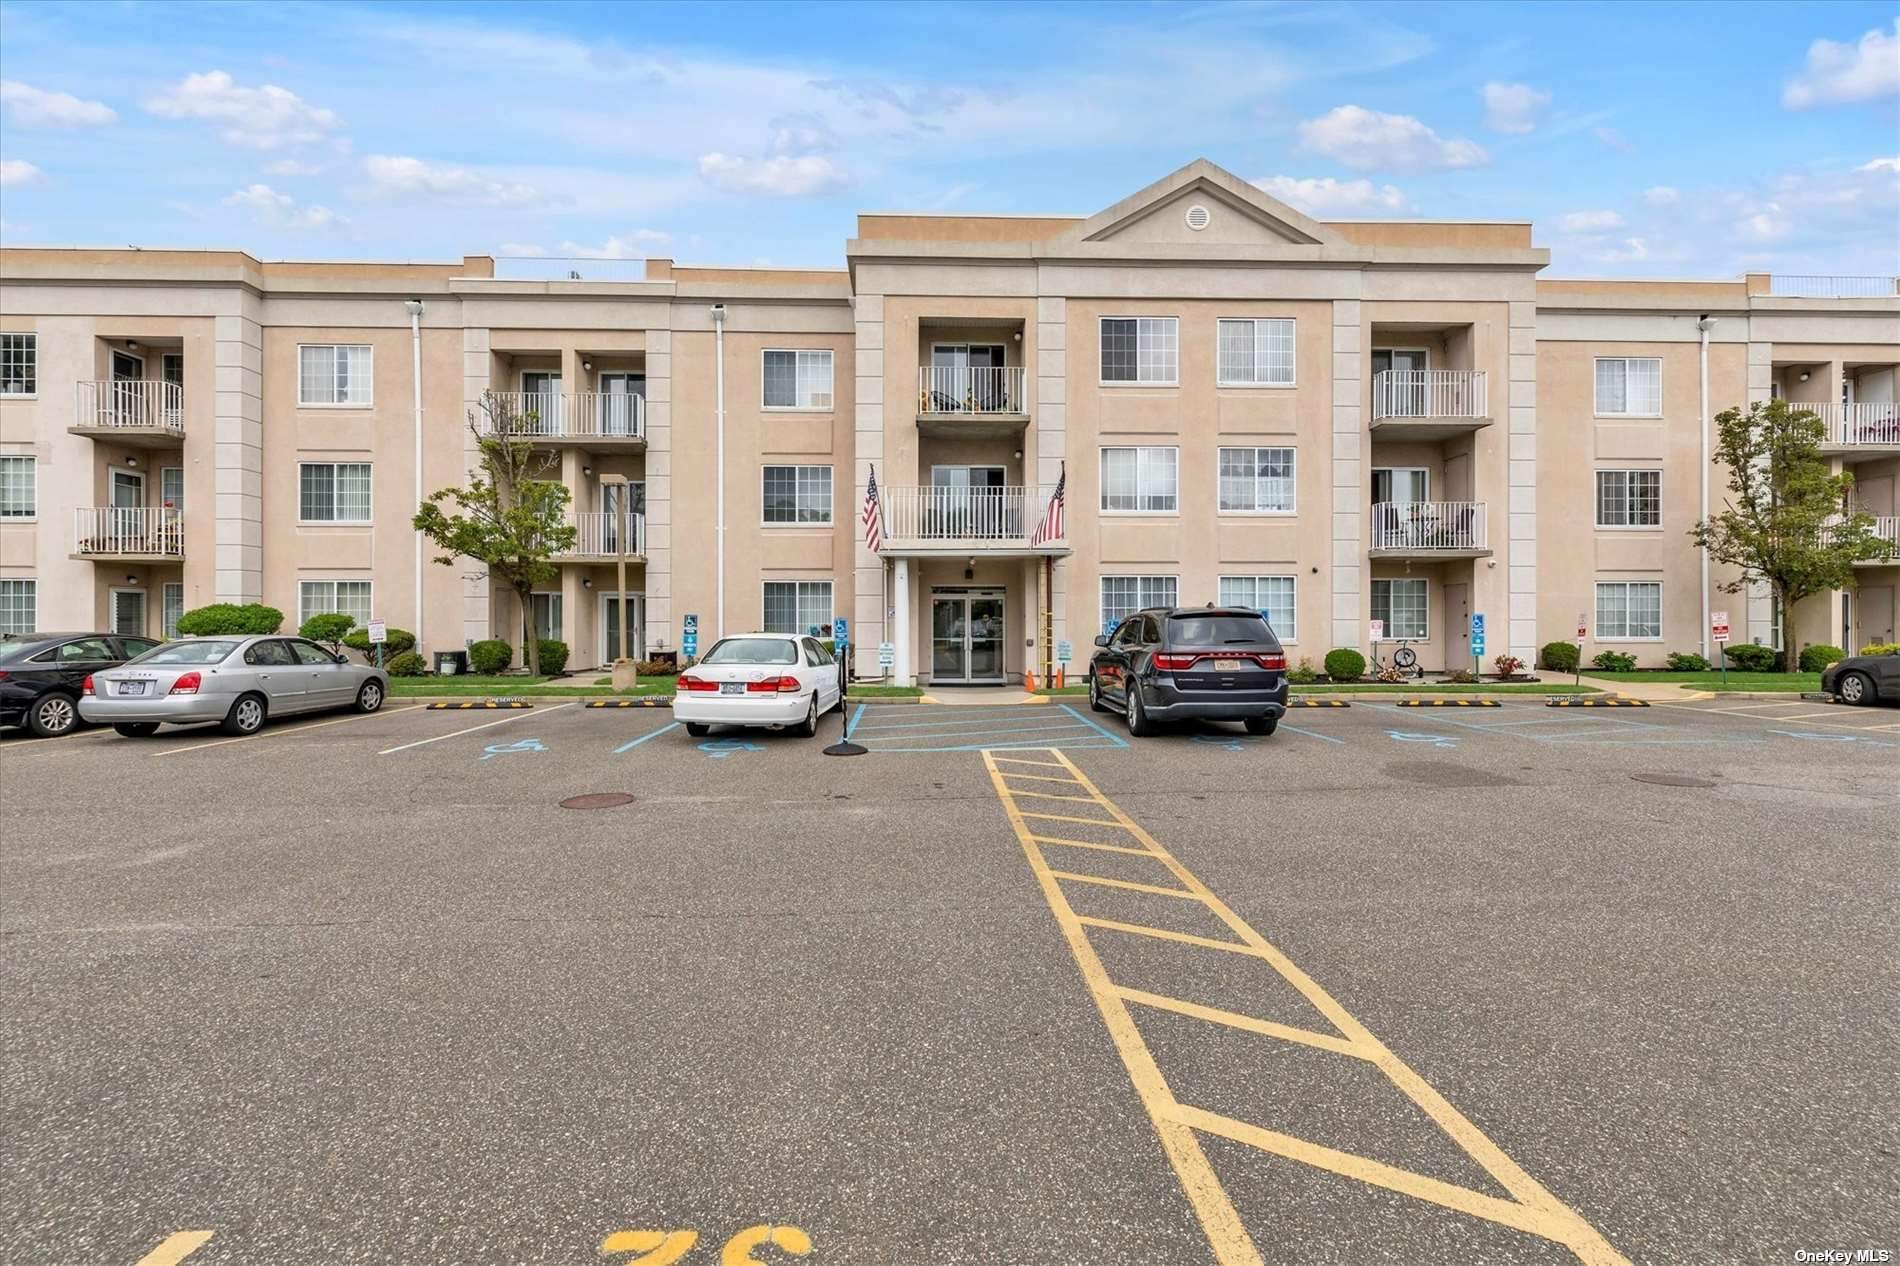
xmin=1370 ymin=371 xmax=1489 ymax=440
xmin=1837 ymin=515 xmax=1900 ymax=567
xmin=879 ymin=485 xmax=1067 ymax=557
xmin=1368 ymin=501 xmax=1490 ymax=558
xmin=72 ymin=507 xmax=184 ymax=561
xmin=552 ymin=510 xmax=646 ymax=562
xmin=1765 ymin=275 xmax=1900 ymax=298
xmin=480 ymin=391 xmax=646 ymax=446
xmin=70 ymin=381 xmax=184 ymax=448
xmin=1812 ymin=402 xmax=1900 ymax=459
xmin=916 ymin=366 xmax=1028 ymax=439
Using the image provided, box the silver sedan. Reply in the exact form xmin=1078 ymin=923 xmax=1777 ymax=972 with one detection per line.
xmin=80 ymin=635 xmax=389 ymax=737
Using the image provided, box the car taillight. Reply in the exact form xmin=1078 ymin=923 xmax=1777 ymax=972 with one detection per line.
xmin=677 ymin=674 xmax=718 ymax=692
xmin=170 ymin=671 xmax=202 ymax=695
xmin=81 ymin=674 xmax=92 ymax=695
xmin=746 ymin=676 xmax=802 ymax=693
xmin=0 ymin=670 xmax=9 ymax=681
xmin=1153 ymin=653 xmax=1199 ymax=671
xmin=1256 ymin=653 xmax=1287 ymax=671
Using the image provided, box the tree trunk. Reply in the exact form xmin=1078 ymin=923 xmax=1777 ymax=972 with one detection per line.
xmin=518 ymin=581 xmax=540 ymax=676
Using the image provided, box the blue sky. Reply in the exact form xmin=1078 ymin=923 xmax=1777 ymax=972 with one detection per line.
xmin=1 ymin=0 xmax=1895 ymax=279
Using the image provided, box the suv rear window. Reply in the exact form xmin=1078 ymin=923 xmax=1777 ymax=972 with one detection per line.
xmin=1166 ymin=614 xmax=1276 ymax=646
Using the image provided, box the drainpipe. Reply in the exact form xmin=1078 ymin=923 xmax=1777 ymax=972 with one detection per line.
xmin=406 ymin=299 xmax=426 ymax=653
xmin=711 ymin=303 xmax=727 ymax=641
xmin=1696 ymin=314 xmax=1716 ymax=661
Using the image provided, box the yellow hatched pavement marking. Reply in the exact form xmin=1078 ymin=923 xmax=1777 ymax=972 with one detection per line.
xmin=1048 ymin=869 xmax=1202 ymax=900
xmin=982 ymin=747 xmax=1629 ymax=1266
xmin=989 ymin=755 xmax=1069 ymax=769
xmin=1029 ymin=835 xmax=1156 ymax=857
xmin=134 ymin=1231 xmax=215 ymax=1266
xmin=1000 ymin=771 xmax=1090 ymax=785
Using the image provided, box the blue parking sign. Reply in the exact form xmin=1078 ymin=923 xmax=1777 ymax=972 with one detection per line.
xmin=1470 ymin=611 xmax=1486 ymax=657
xmin=834 ymin=616 xmax=848 ymax=647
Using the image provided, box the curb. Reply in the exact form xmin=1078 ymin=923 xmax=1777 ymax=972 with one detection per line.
xmin=424 ymin=700 xmax=533 ymax=710
xmin=585 ymin=698 xmax=675 ymax=709
xmin=1287 ymin=699 xmax=1351 ymax=708
xmin=1546 ymin=698 xmax=1650 ymax=708
xmin=1394 ymin=698 xmax=1503 ymax=708
xmin=849 ymin=694 xmax=923 ymax=705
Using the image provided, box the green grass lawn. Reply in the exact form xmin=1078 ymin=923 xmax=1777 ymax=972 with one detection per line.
xmin=1597 ymin=671 xmax=1822 ymax=692
xmin=847 ymin=684 xmax=926 ymax=698
xmin=1031 ymin=685 xmax=1090 ymax=696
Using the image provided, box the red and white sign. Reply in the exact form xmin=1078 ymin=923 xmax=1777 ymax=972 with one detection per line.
xmin=1711 ymin=610 xmax=1730 ymax=642
xmin=1575 ymin=612 xmax=1587 ymax=643
xmin=1369 ymin=620 xmax=1385 ymax=642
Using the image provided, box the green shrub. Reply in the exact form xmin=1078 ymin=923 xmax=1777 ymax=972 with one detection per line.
xmin=385 ymin=651 xmax=426 ymax=677
xmin=467 ymin=639 xmax=513 ymax=675
xmin=1797 ymin=643 xmax=1845 ymax=673
xmin=1861 ymin=641 xmax=1900 ymax=657
xmin=536 ymin=639 xmax=569 ymax=675
xmin=343 ymin=625 xmax=416 ymax=658
xmin=1664 ymin=651 xmax=1711 ymax=672
xmin=1286 ymin=656 xmax=1318 ymax=685
xmin=175 ymin=602 xmax=283 ymax=636
xmin=1492 ymin=654 xmax=1525 ymax=677
xmin=298 ymin=613 xmax=356 ymax=648
xmin=1541 ymin=640 xmax=1579 ymax=673
xmin=1591 ymin=651 xmax=1637 ymax=672
xmin=1323 ymin=648 xmax=1366 ymax=681
xmin=1720 ymin=642 xmax=1776 ymax=672
xmin=636 ymin=658 xmax=680 ymax=677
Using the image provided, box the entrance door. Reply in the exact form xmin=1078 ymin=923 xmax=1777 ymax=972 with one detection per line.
xmin=110 ymin=349 xmax=145 ymax=424
xmin=521 ymin=371 xmax=563 ymax=434
xmin=110 ymin=588 xmax=146 ymax=636
xmin=1372 ymin=348 xmax=1428 ymax=416
xmin=930 ymin=590 xmax=1006 ymax=684
xmin=598 ymin=372 xmax=644 ymax=436
xmin=601 ymin=593 xmax=644 ymax=663
xmin=930 ymin=344 xmax=1007 ymax=411
xmin=931 ymin=466 xmax=1008 ymax=538
xmin=1444 ymin=582 xmax=1469 ymax=671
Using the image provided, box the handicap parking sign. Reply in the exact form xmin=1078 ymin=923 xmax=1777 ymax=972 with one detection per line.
xmin=834 ymin=616 xmax=848 ymax=647
xmin=1470 ymin=612 xmax=1486 ymax=657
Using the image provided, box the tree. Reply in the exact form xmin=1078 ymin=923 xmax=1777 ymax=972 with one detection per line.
xmin=1691 ymin=399 xmax=1886 ymax=668
xmin=412 ymin=392 xmax=577 ymax=676
xmin=298 ymin=612 xmax=356 ymax=651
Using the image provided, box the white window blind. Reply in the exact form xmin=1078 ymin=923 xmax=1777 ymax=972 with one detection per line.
xmin=1219 ymin=576 xmax=1296 ymax=641
xmin=1594 ymin=358 xmax=1662 ymax=416
xmin=1100 ymin=576 xmax=1177 ymax=630
xmin=1100 ymin=447 xmax=1178 ymax=512
xmin=1596 ymin=582 xmax=1662 ymax=639
xmin=0 ymin=456 xmax=35 ymax=517
xmin=299 ymin=463 xmax=372 ymax=522
xmin=762 ymin=581 xmax=833 ymax=635
xmin=0 ymin=579 xmax=34 ymax=634
xmin=299 ymin=580 xmax=373 ymax=625
xmin=298 ymin=345 xmax=373 ymax=406
xmin=1218 ymin=447 xmax=1296 ymax=512
xmin=0 ymin=333 xmax=35 ymax=396
xmin=762 ymin=350 xmax=834 ymax=409
xmin=762 ymin=465 xmax=832 ymax=524
xmin=1100 ymin=318 xmax=1178 ymax=384
xmin=1595 ymin=470 xmax=1661 ymax=527
xmin=1217 ymin=319 xmax=1295 ymax=385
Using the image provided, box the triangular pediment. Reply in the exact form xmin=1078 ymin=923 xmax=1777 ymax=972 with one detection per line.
xmin=1058 ymin=159 xmax=1340 ymax=248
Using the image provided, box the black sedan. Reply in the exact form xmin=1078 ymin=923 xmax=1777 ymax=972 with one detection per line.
xmin=1821 ymin=650 xmax=1900 ymax=706
xmin=0 ymin=632 xmax=162 ymax=737
xmin=1088 ymin=605 xmax=1289 ymax=736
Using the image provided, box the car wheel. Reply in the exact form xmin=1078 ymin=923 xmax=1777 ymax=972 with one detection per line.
xmin=222 ymin=693 xmax=267 ymax=736
xmin=1126 ymin=685 xmax=1156 ymax=737
xmin=27 ymin=692 xmax=79 ymax=737
xmin=796 ymin=694 xmax=819 ymax=738
xmin=354 ymin=680 xmax=384 ymax=713
xmin=1837 ymin=671 xmax=1874 ymax=706
xmin=1244 ymin=716 xmax=1278 ymax=736
xmin=1089 ymin=675 xmax=1108 ymax=713
xmin=113 ymin=722 xmax=160 ymax=738
xmin=684 ymin=722 xmax=710 ymax=737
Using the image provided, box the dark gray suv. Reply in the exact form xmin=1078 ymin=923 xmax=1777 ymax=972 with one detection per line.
xmin=1088 ymin=606 xmax=1289 ymax=736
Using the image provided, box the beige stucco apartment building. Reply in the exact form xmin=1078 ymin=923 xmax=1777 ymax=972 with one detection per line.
xmin=3 ymin=161 xmax=1896 ymax=682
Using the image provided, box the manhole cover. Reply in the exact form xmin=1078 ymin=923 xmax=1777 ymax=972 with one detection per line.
xmin=1630 ymin=773 xmax=1717 ymax=788
xmin=560 ymin=792 xmax=636 ymax=810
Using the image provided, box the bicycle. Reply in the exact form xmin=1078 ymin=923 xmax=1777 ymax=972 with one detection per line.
xmin=1367 ymin=638 xmax=1423 ymax=682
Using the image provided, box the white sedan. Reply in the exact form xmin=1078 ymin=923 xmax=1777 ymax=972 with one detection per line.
xmin=673 ymin=633 xmax=845 ymax=738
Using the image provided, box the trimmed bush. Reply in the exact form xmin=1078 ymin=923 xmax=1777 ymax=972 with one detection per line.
xmin=385 ymin=651 xmax=426 ymax=677
xmin=1664 ymin=651 xmax=1711 ymax=672
xmin=1591 ymin=651 xmax=1637 ymax=672
xmin=175 ymin=602 xmax=284 ymax=636
xmin=343 ymin=625 xmax=416 ymax=659
xmin=298 ymin=613 xmax=356 ymax=648
xmin=536 ymin=639 xmax=570 ymax=675
xmin=1323 ymin=648 xmax=1366 ymax=681
xmin=1541 ymin=640 xmax=1580 ymax=673
xmin=1719 ymin=642 xmax=1776 ymax=672
xmin=1861 ymin=641 xmax=1900 ymax=657
xmin=1286 ymin=656 xmax=1318 ymax=685
xmin=1797 ymin=643 xmax=1845 ymax=673
xmin=467 ymin=639 xmax=513 ymax=675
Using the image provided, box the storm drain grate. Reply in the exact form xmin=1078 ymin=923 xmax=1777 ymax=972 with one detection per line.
xmin=560 ymin=792 xmax=637 ymax=810
xmin=1630 ymin=773 xmax=1718 ymax=788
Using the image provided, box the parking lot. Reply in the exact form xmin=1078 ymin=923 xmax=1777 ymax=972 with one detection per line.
xmin=3 ymin=696 xmax=1896 ymax=1265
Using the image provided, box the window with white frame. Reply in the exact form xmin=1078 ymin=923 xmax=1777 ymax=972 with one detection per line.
xmin=162 ymin=582 xmax=185 ymax=639
xmin=0 ymin=334 xmax=35 ymax=396
xmin=0 ymin=579 xmax=37 ymax=634
xmin=1100 ymin=317 xmax=1178 ymax=384
xmin=1218 ymin=447 xmax=1296 ymax=513
xmin=298 ymin=580 xmax=372 ymax=626
xmin=762 ymin=580 xmax=833 ymax=636
xmin=1594 ymin=357 xmax=1662 ymax=416
xmin=1100 ymin=576 xmax=1177 ymax=630
xmin=1595 ymin=469 xmax=1661 ymax=527
xmin=1372 ymin=578 xmax=1428 ymax=639
xmin=530 ymin=592 xmax=563 ymax=641
xmin=298 ymin=344 xmax=373 ymax=406
xmin=1219 ymin=576 xmax=1296 ymax=641
xmin=1217 ymin=318 xmax=1295 ymax=386
xmin=161 ymin=466 xmax=185 ymax=511
xmin=762 ymin=465 xmax=832 ymax=525
xmin=762 ymin=350 xmax=834 ymax=409
xmin=299 ymin=462 xmax=372 ymax=523
xmin=1595 ymin=581 xmax=1662 ymax=639
xmin=1100 ymin=446 xmax=1178 ymax=512
xmin=0 ymin=456 xmax=35 ymax=518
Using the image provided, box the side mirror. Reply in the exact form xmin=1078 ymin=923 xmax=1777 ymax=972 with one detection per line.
xmin=1093 ymin=635 xmax=1110 ymax=648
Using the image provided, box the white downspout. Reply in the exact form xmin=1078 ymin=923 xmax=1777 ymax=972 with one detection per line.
xmin=1696 ymin=315 xmax=1715 ymax=661
xmin=711 ymin=303 xmax=727 ymax=641
xmin=406 ymin=299 xmax=426 ymax=653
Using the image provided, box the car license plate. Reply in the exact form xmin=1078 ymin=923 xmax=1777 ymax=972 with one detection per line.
xmin=720 ymin=682 xmax=745 ymax=696
xmin=1212 ymin=658 xmax=1245 ymax=672
xmin=120 ymin=681 xmax=148 ymax=696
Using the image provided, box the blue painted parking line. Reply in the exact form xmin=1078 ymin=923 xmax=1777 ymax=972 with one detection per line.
xmin=613 ymin=721 xmax=681 ymax=753
xmin=1057 ymin=703 xmax=1131 ymax=747
xmin=848 ymin=702 xmax=1130 ymax=753
xmin=1365 ymin=703 xmax=1755 ymax=746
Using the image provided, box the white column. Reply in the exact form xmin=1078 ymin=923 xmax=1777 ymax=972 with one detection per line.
xmin=1329 ymin=297 xmax=1364 ymax=650
xmin=1506 ymin=299 xmax=1540 ymax=666
xmin=212 ymin=306 xmax=263 ymax=603
xmin=892 ymin=556 xmax=913 ymax=686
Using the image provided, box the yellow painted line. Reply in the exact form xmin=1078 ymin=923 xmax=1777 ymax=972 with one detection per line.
xmin=999 ymin=771 xmax=1090 ymax=785
xmin=377 ymin=701 xmax=574 ymax=754
xmin=1030 ymin=834 xmax=1156 ymax=857
xmin=1049 ymin=869 xmax=1203 ymax=900
xmin=1076 ymin=915 xmax=1264 ymax=957
xmin=152 ymin=705 xmax=421 ymax=758
xmin=989 ymin=755 xmax=1070 ymax=769
xmin=1114 ymin=985 xmax=1370 ymax=1060
xmin=134 ymin=1230 xmax=215 ymax=1266
xmin=1007 ymin=788 xmax=1102 ymax=804
xmin=1018 ymin=809 xmax=1134 ymax=829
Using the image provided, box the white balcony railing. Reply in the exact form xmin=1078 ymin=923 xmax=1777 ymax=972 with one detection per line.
xmin=1768 ymin=275 xmax=1899 ymax=298
xmin=917 ymin=366 xmax=1026 ymax=415
xmin=1804 ymin=401 xmax=1900 ymax=446
xmin=562 ymin=510 xmax=646 ymax=558
xmin=75 ymin=380 xmax=184 ymax=433
xmin=881 ymin=484 xmax=1062 ymax=547
xmin=1370 ymin=501 xmax=1487 ymax=552
xmin=1869 ymin=516 xmax=1900 ymax=554
xmin=482 ymin=391 xmax=646 ymax=441
xmin=74 ymin=507 xmax=184 ymax=557
xmin=1372 ymin=370 xmax=1488 ymax=420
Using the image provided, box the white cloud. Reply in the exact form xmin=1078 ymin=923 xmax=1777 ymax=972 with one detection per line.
xmin=1252 ymin=174 xmax=1412 ymax=216
xmin=361 ymin=155 xmax=539 ymax=206
xmin=0 ymin=80 xmax=116 ymax=126
xmin=698 ymin=152 xmax=848 ymax=197
xmin=265 ymin=158 xmax=322 ymax=177
xmin=1592 ymin=238 xmax=1650 ymax=264
xmin=1560 ymin=209 xmax=1625 ymax=233
xmin=1295 ymin=105 xmax=1488 ymax=172
xmin=0 ymin=159 xmax=43 ymax=187
xmin=1783 ymin=19 xmax=1900 ymax=108
xmin=1481 ymin=82 xmax=1549 ymax=134
xmin=555 ymin=230 xmax=674 ymax=258
xmin=1859 ymin=155 xmax=1900 ymax=174
xmin=1643 ymin=186 xmax=1681 ymax=206
xmin=146 ymin=71 xmax=339 ymax=149
xmin=225 ymin=183 xmax=343 ymax=229
xmin=1736 ymin=207 xmax=1791 ymax=242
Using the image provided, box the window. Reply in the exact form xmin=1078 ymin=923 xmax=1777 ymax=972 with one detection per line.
xmin=1218 ymin=447 xmax=1296 ymax=513
xmin=531 ymin=593 xmax=563 ymax=641
xmin=1595 ymin=470 xmax=1661 ymax=527
xmin=56 ymin=637 xmax=115 ymax=662
xmin=762 ymin=465 xmax=833 ymax=525
xmin=162 ymin=466 xmax=185 ymax=511
xmin=299 ymin=463 xmax=372 ymax=523
xmin=1594 ymin=357 xmax=1662 ymax=416
xmin=161 ymin=353 xmax=184 ymax=388
xmin=0 ymin=456 xmax=35 ymax=518
xmin=1100 ymin=576 xmax=1177 ymax=631
xmin=1218 ymin=576 xmax=1297 ymax=641
xmin=1371 ymin=467 xmax=1429 ymax=504
xmin=1372 ymin=578 xmax=1428 ymax=640
xmin=762 ymin=580 xmax=833 ymax=636
xmin=1100 ymin=317 xmax=1178 ymax=384
xmin=762 ymin=350 xmax=834 ymax=409
xmin=1217 ymin=318 xmax=1295 ymax=386
xmin=299 ymin=580 xmax=372 ymax=626
xmin=298 ymin=344 xmax=373 ymax=406
xmin=245 ymin=640 xmax=295 ymax=667
xmin=0 ymin=579 xmax=33 ymax=635
xmin=0 ymin=333 xmax=35 ymax=396
xmin=1596 ymin=581 xmax=1662 ymax=640
xmin=163 ymin=582 xmax=184 ymax=639
xmin=290 ymin=640 xmax=338 ymax=666
xmin=1100 ymin=447 xmax=1178 ymax=513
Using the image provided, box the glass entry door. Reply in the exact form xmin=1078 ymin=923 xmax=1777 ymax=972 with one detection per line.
xmin=930 ymin=590 xmax=1006 ymax=684
xmin=602 ymin=593 xmax=644 ymax=662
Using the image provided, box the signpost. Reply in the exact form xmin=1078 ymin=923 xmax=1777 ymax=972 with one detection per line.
xmin=681 ymin=613 xmax=699 ymax=663
xmin=1575 ymin=612 xmax=1588 ymax=687
xmin=878 ymin=641 xmax=895 ymax=670
xmin=1711 ymin=610 xmax=1730 ymax=684
xmin=1369 ymin=619 xmax=1384 ymax=644
xmin=824 ymin=614 xmax=865 ymax=758
xmin=1469 ymin=612 xmax=1486 ymax=676
xmin=1056 ymin=640 xmax=1072 ymax=665
xmin=367 ymin=619 xmax=387 ymax=669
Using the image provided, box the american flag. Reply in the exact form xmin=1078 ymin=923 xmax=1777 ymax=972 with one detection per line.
xmin=1030 ymin=464 xmax=1065 ymax=547
xmin=862 ymin=464 xmax=883 ymax=554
